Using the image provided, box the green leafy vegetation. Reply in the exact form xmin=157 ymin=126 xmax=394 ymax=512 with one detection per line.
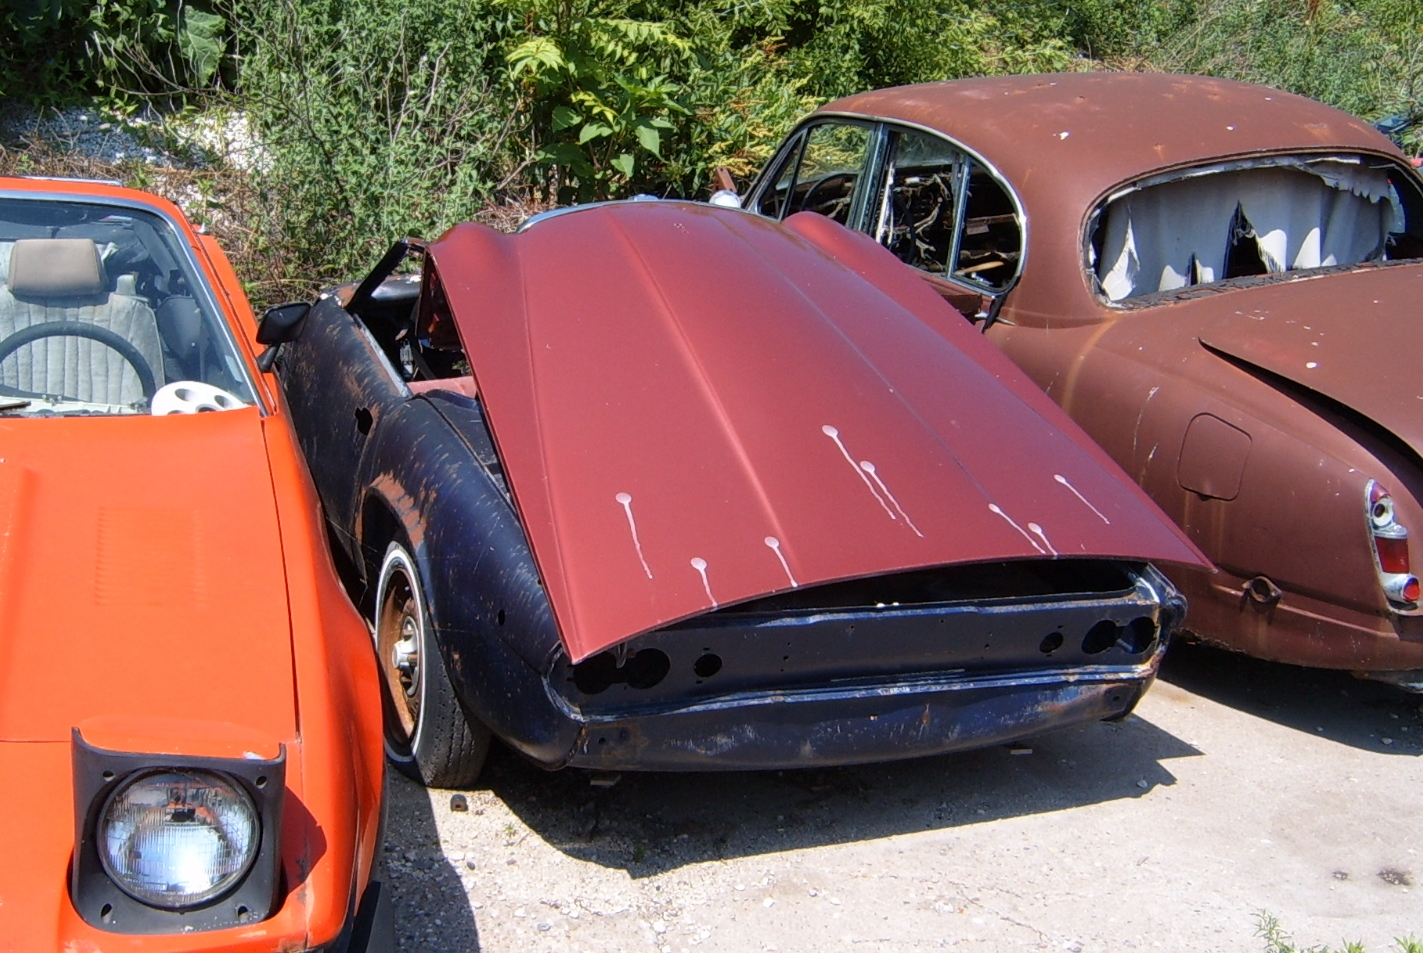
xmin=5 ymin=0 xmax=1421 ymax=297
xmin=1 ymin=0 xmax=231 ymax=100
xmin=1257 ymin=911 xmax=1423 ymax=953
xmin=1030 ymin=0 xmax=1423 ymax=152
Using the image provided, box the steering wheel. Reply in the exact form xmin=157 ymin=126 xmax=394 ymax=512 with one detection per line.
xmin=798 ymin=172 xmax=856 ymax=219
xmin=0 ymin=321 xmax=158 ymax=401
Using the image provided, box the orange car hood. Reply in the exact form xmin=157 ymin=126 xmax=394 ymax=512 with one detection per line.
xmin=0 ymin=408 xmax=297 ymax=742
xmin=432 ymin=202 xmax=1206 ymax=662
xmin=1194 ymin=263 xmax=1423 ymax=457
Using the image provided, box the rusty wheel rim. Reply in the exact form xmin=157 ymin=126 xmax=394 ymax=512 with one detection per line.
xmin=377 ymin=566 xmax=422 ymax=744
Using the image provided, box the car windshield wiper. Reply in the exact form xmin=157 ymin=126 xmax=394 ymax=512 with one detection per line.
xmin=0 ymin=398 xmax=32 ymax=413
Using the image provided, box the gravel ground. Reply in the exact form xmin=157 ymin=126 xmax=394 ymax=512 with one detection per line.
xmin=381 ymin=642 xmax=1422 ymax=953
xmin=0 ymin=101 xmax=259 ymax=170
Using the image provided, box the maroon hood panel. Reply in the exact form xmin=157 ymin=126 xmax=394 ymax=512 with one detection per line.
xmin=1195 ymin=264 xmax=1423 ymax=455
xmin=431 ymin=203 xmax=1205 ymax=661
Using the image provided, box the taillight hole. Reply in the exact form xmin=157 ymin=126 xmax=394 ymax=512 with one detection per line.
xmin=693 ymin=653 xmax=722 ymax=678
xmin=1120 ymin=617 xmax=1157 ymax=655
xmin=1082 ymin=620 xmax=1120 ymax=655
xmin=573 ymin=648 xmax=670 ymax=693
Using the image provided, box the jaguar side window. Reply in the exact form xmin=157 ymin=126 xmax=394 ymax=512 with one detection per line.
xmin=873 ymin=129 xmax=966 ymax=274
xmin=954 ymin=164 xmax=1021 ymax=291
xmin=752 ymin=133 xmax=805 ymax=220
xmin=782 ymin=123 xmax=874 ymax=226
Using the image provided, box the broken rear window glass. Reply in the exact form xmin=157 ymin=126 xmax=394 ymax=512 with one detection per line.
xmin=1089 ymin=154 xmax=1423 ymax=302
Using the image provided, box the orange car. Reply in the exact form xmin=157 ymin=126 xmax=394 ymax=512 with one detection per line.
xmin=0 ymin=177 xmax=389 ymax=951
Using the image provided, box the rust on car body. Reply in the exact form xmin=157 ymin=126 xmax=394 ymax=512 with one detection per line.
xmin=741 ymin=72 xmax=1423 ymax=683
xmin=272 ymin=198 xmax=1204 ymax=783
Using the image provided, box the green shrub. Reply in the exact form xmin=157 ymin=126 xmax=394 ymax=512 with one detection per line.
xmin=229 ymin=0 xmax=815 ymax=269
xmin=230 ymin=0 xmax=521 ymax=283
xmin=0 ymin=0 xmax=230 ymax=100
xmin=1256 ymin=911 xmax=1423 ymax=953
xmin=782 ymin=0 xmax=1073 ymax=100
xmin=14 ymin=0 xmax=1421 ymax=299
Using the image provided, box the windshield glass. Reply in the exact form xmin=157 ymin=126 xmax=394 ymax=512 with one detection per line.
xmin=1089 ymin=154 xmax=1423 ymax=303
xmin=0 ymin=195 xmax=256 ymax=417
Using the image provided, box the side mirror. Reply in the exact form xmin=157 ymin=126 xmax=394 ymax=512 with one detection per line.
xmin=256 ymin=301 xmax=311 ymax=371
xmin=257 ymin=302 xmax=311 ymax=346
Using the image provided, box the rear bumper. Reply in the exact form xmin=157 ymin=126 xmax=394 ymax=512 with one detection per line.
xmin=1178 ymin=567 xmax=1423 ymax=675
xmin=563 ymin=655 xmax=1162 ymax=771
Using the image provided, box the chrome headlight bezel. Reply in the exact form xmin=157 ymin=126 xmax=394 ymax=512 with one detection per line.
xmin=70 ymin=729 xmax=286 ymax=935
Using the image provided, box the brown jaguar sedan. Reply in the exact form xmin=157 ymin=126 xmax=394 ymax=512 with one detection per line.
xmin=737 ymin=72 xmax=1423 ymax=688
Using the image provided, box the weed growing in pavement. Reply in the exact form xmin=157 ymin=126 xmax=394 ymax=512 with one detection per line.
xmin=1257 ymin=911 xmax=1423 ymax=953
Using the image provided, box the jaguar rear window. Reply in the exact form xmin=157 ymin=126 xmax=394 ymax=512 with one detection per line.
xmin=1088 ymin=154 xmax=1423 ymax=302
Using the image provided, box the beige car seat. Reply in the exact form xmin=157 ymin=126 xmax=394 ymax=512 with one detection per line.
xmin=0 ymin=238 xmax=164 ymax=405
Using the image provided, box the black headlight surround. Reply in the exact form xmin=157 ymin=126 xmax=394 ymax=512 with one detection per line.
xmin=70 ymin=729 xmax=286 ymax=934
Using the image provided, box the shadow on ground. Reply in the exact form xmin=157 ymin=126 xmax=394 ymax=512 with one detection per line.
xmin=382 ymin=770 xmax=481 ymax=951
xmin=470 ymin=711 xmax=1199 ymax=878
xmin=1160 ymin=640 xmax=1423 ymax=753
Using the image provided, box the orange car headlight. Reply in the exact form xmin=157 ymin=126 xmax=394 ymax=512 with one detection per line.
xmin=98 ymin=770 xmax=260 ymax=909
xmin=70 ymin=730 xmax=285 ymax=934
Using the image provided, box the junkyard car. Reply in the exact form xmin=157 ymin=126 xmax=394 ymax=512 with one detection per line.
xmin=740 ymin=72 xmax=1423 ymax=687
xmin=266 ymin=198 xmax=1206 ymax=786
xmin=0 ymin=177 xmax=390 ymax=950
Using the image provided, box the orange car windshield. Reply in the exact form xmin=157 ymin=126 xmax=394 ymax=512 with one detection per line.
xmin=0 ymin=196 xmax=256 ymax=417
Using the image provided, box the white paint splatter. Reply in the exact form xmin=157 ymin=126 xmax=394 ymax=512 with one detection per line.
xmin=615 ymin=491 xmax=652 ymax=579
xmin=989 ymin=504 xmax=1046 ymax=554
xmin=1054 ymin=473 xmax=1112 ymax=525
xmin=822 ymin=424 xmax=896 ymax=520
xmin=1027 ymin=522 xmax=1058 ymax=556
xmin=690 ymin=557 xmax=717 ymax=607
xmin=1056 ymin=131 xmax=1070 ymax=139
xmin=859 ymin=461 xmax=923 ymax=537
xmin=1306 ymin=361 xmax=1318 ymax=369
xmin=1132 ymin=386 xmax=1161 ymax=456
xmin=765 ymin=536 xmax=798 ymax=588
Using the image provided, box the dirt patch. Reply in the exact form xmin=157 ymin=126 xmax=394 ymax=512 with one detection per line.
xmin=381 ymin=644 xmax=1423 ymax=952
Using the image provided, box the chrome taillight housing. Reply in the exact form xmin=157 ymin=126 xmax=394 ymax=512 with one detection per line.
xmin=1366 ymin=480 xmax=1420 ymax=607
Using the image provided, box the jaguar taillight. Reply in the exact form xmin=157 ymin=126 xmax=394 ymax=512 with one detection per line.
xmin=1366 ymin=480 xmax=1420 ymax=606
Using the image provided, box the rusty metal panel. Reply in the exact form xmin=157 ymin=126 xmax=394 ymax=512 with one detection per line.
xmin=749 ymin=74 xmax=1423 ymax=675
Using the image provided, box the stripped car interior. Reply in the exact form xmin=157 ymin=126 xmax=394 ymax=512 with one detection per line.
xmin=1090 ymin=154 xmax=1423 ymax=303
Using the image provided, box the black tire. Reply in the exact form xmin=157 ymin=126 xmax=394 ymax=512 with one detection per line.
xmin=374 ymin=540 xmax=490 ymax=787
